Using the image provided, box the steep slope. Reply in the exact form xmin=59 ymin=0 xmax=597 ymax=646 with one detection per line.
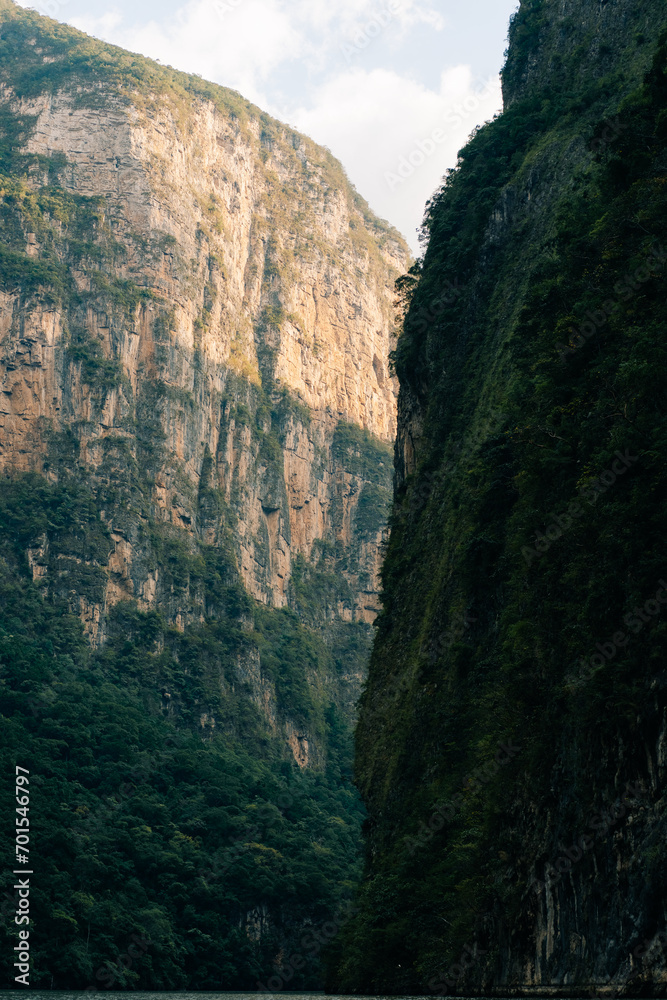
xmin=332 ymin=0 xmax=667 ymax=993
xmin=0 ymin=0 xmax=408 ymax=989
xmin=0 ymin=1 xmax=403 ymax=628
xmin=0 ymin=0 xmax=408 ymax=750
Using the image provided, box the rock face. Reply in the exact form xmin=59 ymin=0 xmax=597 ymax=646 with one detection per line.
xmin=331 ymin=0 xmax=667 ymax=994
xmin=0 ymin=5 xmax=400 ymax=988
xmin=502 ymin=0 xmax=662 ymax=108
xmin=0 ymin=1 xmax=406 ymax=646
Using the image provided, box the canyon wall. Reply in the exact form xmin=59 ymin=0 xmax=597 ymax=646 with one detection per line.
xmin=0 ymin=0 xmax=410 ymax=790
xmin=0 ymin=5 xmax=405 ymax=640
xmin=0 ymin=3 xmax=411 ymax=988
xmin=332 ymin=0 xmax=667 ymax=993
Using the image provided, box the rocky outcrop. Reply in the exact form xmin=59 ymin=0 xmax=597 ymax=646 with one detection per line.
xmin=0 ymin=2 xmax=407 ymax=644
xmin=502 ymin=0 xmax=665 ymax=107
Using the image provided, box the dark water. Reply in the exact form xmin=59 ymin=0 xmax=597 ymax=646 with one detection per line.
xmin=3 ymin=993 xmax=667 ymax=1000
xmin=0 ymin=986 xmax=664 ymax=1000
xmin=0 ymin=994 xmax=433 ymax=1000
xmin=0 ymin=993 xmax=618 ymax=1000
xmin=0 ymin=994 xmax=435 ymax=1000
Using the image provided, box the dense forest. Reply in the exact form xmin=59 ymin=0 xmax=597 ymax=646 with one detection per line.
xmin=0 ymin=473 xmax=364 ymax=988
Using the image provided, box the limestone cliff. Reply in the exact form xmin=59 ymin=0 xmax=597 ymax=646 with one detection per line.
xmin=0 ymin=3 xmax=403 ymax=988
xmin=0 ymin=1 xmax=406 ymax=647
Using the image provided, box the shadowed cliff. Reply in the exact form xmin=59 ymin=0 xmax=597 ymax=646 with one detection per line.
xmin=330 ymin=0 xmax=667 ymax=992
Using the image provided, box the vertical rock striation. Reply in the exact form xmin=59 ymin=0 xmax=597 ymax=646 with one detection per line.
xmin=0 ymin=3 xmax=408 ymax=986
xmin=0 ymin=0 xmax=407 ymax=643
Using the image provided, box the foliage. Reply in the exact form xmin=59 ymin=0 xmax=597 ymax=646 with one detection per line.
xmin=66 ymin=326 xmax=122 ymax=391
xmin=330 ymin=27 xmax=667 ymax=995
xmin=332 ymin=422 xmax=393 ymax=485
xmin=0 ymin=474 xmax=364 ymax=989
xmin=0 ymin=3 xmax=405 ymax=990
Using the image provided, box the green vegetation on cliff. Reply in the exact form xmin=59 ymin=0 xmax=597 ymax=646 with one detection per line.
xmin=331 ymin=7 xmax=667 ymax=993
xmin=0 ymin=474 xmax=364 ymax=989
xmin=0 ymin=1 xmax=403 ymax=989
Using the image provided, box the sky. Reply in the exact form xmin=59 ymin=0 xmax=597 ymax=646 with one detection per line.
xmin=15 ymin=0 xmax=519 ymax=253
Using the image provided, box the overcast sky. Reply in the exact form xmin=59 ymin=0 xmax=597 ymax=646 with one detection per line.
xmin=15 ymin=0 xmax=518 ymax=253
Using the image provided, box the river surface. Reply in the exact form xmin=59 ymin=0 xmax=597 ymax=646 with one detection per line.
xmin=0 ymin=993 xmax=628 ymax=999
xmin=4 ymin=993 xmax=665 ymax=1000
xmin=0 ymin=989 xmax=452 ymax=1000
xmin=0 ymin=994 xmax=462 ymax=999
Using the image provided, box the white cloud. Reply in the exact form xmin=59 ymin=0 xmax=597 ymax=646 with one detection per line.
xmin=65 ymin=0 xmax=446 ymax=105
xmin=69 ymin=0 xmax=302 ymax=106
xmin=296 ymin=0 xmax=445 ymax=77
xmin=69 ymin=8 xmax=123 ymax=34
xmin=267 ymin=0 xmax=444 ymax=39
xmin=291 ymin=66 xmax=502 ymax=251
xmin=16 ymin=0 xmax=501 ymax=251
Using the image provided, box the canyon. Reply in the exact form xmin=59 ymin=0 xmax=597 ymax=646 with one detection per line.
xmin=3 ymin=0 xmax=667 ymax=993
